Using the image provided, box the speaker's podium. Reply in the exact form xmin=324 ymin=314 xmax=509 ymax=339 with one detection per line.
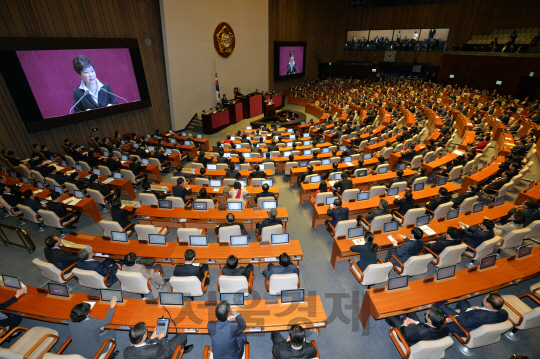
xmin=227 ymin=100 xmax=243 ymax=124
xmin=202 ymin=109 xmax=230 ymax=134
xmin=242 ymin=93 xmax=263 ymax=119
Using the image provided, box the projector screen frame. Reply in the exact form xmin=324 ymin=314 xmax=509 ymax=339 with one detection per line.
xmin=0 ymin=37 xmax=151 ymax=133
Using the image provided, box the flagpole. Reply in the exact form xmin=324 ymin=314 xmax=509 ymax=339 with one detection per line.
xmin=214 ymin=61 xmax=220 ymax=105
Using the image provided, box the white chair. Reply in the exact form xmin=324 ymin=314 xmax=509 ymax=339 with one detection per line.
xmin=481 ymin=181 xmax=513 ymax=201
xmin=448 ymin=318 xmax=512 ymax=356
xmin=349 ymin=260 xmax=393 ymax=288
xmin=341 ymin=189 xmax=360 ymax=202
xmin=284 ymin=162 xmax=298 ymax=176
xmin=116 ymin=271 xmax=162 ymax=298
xmin=389 ymin=328 xmax=454 ymax=359
xmin=526 ymin=220 xmax=540 ymax=239
xmin=445 ymin=165 xmax=463 ymax=182
xmin=457 ymin=196 xmax=478 ymax=214
xmin=426 ymin=201 xmax=453 ymax=220
xmin=405 ymin=155 xmax=424 ymax=170
xmin=423 ymin=151 xmax=434 ymax=163
xmin=17 ymin=204 xmax=45 ymax=232
xmin=99 ymin=220 xmax=135 ymax=237
xmin=389 ymin=181 xmax=407 ymax=194
xmin=256 ymin=224 xmax=283 ymax=242
xmin=501 ymin=293 xmax=540 ymax=341
xmin=0 ymin=327 xmax=59 ymax=359
xmin=177 ymin=228 xmax=206 ymax=243
xmin=32 ymin=258 xmax=75 ymax=284
xmin=0 ymin=196 xmax=23 ymax=220
xmin=495 ymin=228 xmax=531 ymax=254
xmin=422 ymin=244 xmax=467 ymax=268
xmin=389 ymin=254 xmax=434 ymax=277
xmin=139 ymin=193 xmax=159 ymax=206
xmin=202 ymin=344 xmax=250 ymax=359
xmin=374 ymin=164 xmax=389 ymax=174
xmin=64 ymin=182 xmax=80 ymax=195
xmin=45 ymin=177 xmax=68 ymax=192
xmin=410 ymin=176 xmax=428 ymax=188
xmin=392 ymin=208 xmax=426 ymax=226
xmin=327 ymin=219 xmax=357 ymax=239
xmin=381 ymin=147 xmax=393 ymax=159
xmin=72 ymin=268 xmax=113 ymax=289
xmin=217 ymin=225 xmax=241 ymax=243
xmin=169 ymin=275 xmax=209 ymax=298
xmin=97 ymin=165 xmax=112 ymax=177
xmin=134 ymin=224 xmax=169 ymax=241
xmin=369 ymin=186 xmax=387 ymax=198
xmin=461 ymin=160 xmax=475 ymax=176
xmin=38 ymin=209 xmax=77 ymax=238
xmin=169 ymin=197 xmax=185 ymax=208
xmin=218 ymin=272 xmax=254 ymax=297
xmin=360 ymin=214 xmax=393 ymax=232
xmin=120 ymin=169 xmax=145 ymax=186
xmin=31 ymin=170 xmax=45 ymax=184
xmin=312 ymin=192 xmax=334 ymax=205
xmin=195 ymin=178 xmax=210 ymax=186
xmin=65 ymin=155 xmax=77 ymax=168
xmin=266 ymin=273 xmax=300 ymax=296
xmin=78 ymin=161 xmax=92 ymax=171
xmin=256 ymin=197 xmax=277 ymax=208
xmin=87 ymin=188 xmax=115 ymax=211
xmin=463 ymin=237 xmax=500 ymax=266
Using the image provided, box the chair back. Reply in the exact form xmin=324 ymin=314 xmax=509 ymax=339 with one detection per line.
xmin=218 ymin=225 xmax=241 ymax=243
xmin=313 ymin=192 xmax=334 ymax=205
xmin=359 ymin=140 xmax=368 ymax=151
xmin=216 ymin=163 xmax=228 ymax=170
xmin=134 ymin=224 xmax=159 ymax=240
xmin=139 ymin=193 xmax=159 ymax=206
xmin=72 ymin=268 xmax=109 ymax=289
xmin=223 ymin=178 xmax=237 ymax=186
xmin=19 ymin=165 xmax=32 ymax=179
xmin=363 ymin=214 xmax=392 ymax=232
xmin=376 ymin=164 xmax=389 ymax=173
xmin=149 ymin=158 xmax=162 ymax=171
xmin=436 ymin=244 xmax=467 ymax=268
xmin=44 ymin=177 xmax=62 ymax=190
xmin=470 ymin=237 xmax=499 ymax=260
xmin=495 ymin=181 xmax=513 ymax=198
xmin=361 ymin=262 xmax=393 ymax=286
xmin=256 ymin=197 xmax=276 ymax=208
xmin=120 ymin=169 xmax=140 ymax=184
xmin=218 ymin=276 xmax=249 ymax=296
xmin=264 ymin=162 xmax=276 ymax=174
xmin=411 ymin=176 xmax=428 ymax=187
xmin=462 ymin=160 xmax=475 ymax=175
xmin=99 ymin=220 xmax=124 ymax=238
xmin=32 ymin=258 xmax=69 ymax=284
xmin=37 ymin=210 xmax=63 ymax=228
xmin=268 ymin=273 xmax=299 ymax=295
xmin=329 ymin=156 xmax=340 ymax=164
xmin=285 ymin=162 xmax=298 ymax=175
xmin=169 ymin=197 xmax=185 ymax=208
xmin=17 ymin=204 xmax=42 ymax=224
xmin=381 ymin=147 xmax=393 ymax=159
xmin=78 ymin=161 xmax=92 ymax=171
xmin=31 ymin=170 xmax=45 ymax=183
xmin=408 ymin=336 xmax=454 ymax=359
xmin=65 ymin=156 xmax=77 ymax=168
xmin=369 ymin=186 xmax=386 ymax=197
xmin=195 ymin=178 xmax=210 ymax=186
xmin=64 ymin=182 xmax=79 ymax=195
xmin=5 ymin=327 xmax=59 ymax=359
xmin=98 ymin=166 xmax=112 ymax=177
xmin=130 ymin=155 xmax=141 ymax=163
xmin=526 ymin=220 xmax=540 ymax=238
xmin=328 ymin=171 xmax=343 ymax=181
xmin=195 ymin=199 xmax=215 ymax=209
xmin=498 ymin=228 xmax=530 ymax=250
xmin=401 ymin=254 xmax=434 ymax=276
xmin=402 ymin=208 xmax=426 ymax=226
xmin=177 ymin=228 xmax=203 ymax=243
xmin=447 ymin=165 xmax=463 ymax=181
xmin=334 ymin=219 xmax=357 ymax=238
xmin=169 ymin=276 xmax=203 ymax=297
xmin=389 ymin=181 xmax=407 ymax=194
xmin=308 ymin=160 xmax=321 ymax=167
xmin=341 ymin=189 xmax=359 ymax=202
xmin=502 ymin=295 xmax=540 ymax=331
xmin=227 ymin=199 xmax=245 ymax=210
xmin=260 ymin=224 xmax=283 ymax=242
xmin=116 ymin=271 xmax=151 ymax=295
xmin=44 ymin=354 xmax=85 ymax=359
xmin=251 ymin=178 xmax=264 ymax=186
xmin=432 ymin=201 xmax=454 ymax=220
xmin=465 ymin=320 xmax=513 ymax=349
xmin=423 ymin=151 xmax=434 ymax=163
xmin=459 ymin=196 xmax=478 ymax=214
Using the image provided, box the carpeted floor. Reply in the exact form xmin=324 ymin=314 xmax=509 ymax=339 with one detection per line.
xmin=1 ymin=103 xmax=540 ymax=358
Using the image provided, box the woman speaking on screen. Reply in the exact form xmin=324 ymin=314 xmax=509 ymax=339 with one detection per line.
xmin=72 ymin=55 xmax=118 ymax=113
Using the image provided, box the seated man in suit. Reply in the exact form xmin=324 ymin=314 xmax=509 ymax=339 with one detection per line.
xmin=173 ymin=165 xmax=195 ymax=179
xmin=385 ymin=307 xmax=449 ymax=346
xmin=87 ymin=174 xmax=117 ymax=201
xmin=386 ymin=169 xmax=406 ymax=189
xmin=511 ymin=199 xmax=540 ymax=227
xmin=173 ymin=249 xmax=209 ymax=286
xmin=458 ymin=218 xmax=495 ymax=248
xmin=172 ymin=177 xmax=192 ymax=202
xmin=425 ymin=187 xmax=450 ymax=212
xmin=142 ymin=182 xmax=168 ymax=200
xmin=153 ymin=147 xmax=171 ymax=172
xmin=298 ymin=165 xmax=315 ymax=184
xmin=254 ymin=183 xmax=275 ymax=204
xmin=452 ymin=184 xmax=477 ymax=208
xmin=249 ymin=164 xmax=266 ymax=179
xmin=325 ymin=199 xmax=350 ymax=233
xmin=271 ymin=325 xmax=318 ymax=359
xmin=261 ymin=252 xmax=299 ymax=279
xmin=46 ymin=192 xmax=81 ymax=227
xmin=47 ymin=167 xmax=68 ymax=185
xmin=334 ymin=171 xmax=353 ymax=196
xmin=401 ymin=147 xmax=418 ymax=164
xmin=256 ymin=208 xmax=283 ymax=233
xmin=385 ymin=227 xmax=424 ymax=266
xmin=371 ymin=155 xmax=386 ymax=173
xmin=357 ymin=199 xmax=390 ymax=225
xmin=76 ymin=247 xmax=121 ymax=285
xmin=64 ymin=172 xmax=88 ymax=190
xmin=124 ymin=321 xmax=193 ymax=358
xmin=110 ymin=200 xmax=137 ymax=231
xmin=40 ymin=145 xmax=59 ymax=161
xmin=208 ymin=300 xmax=247 ymax=359
xmin=21 ymin=189 xmax=43 ymax=213
xmin=226 ymin=163 xmax=241 ymax=180
xmin=482 ymin=170 xmax=511 ymax=196
xmin=423 ymin=226 xmax=462 ymax=255
xmin=105 ymin=154 xmax=122 ymax=173
xmin=436 ymin=293 xmax=508 ymax=337
xmin=44 ymin=235 xmax=79 ymax=270
xmin=392 ymin=190 xmax=416 ymax=216
xmin=222 ymin=255 xmax=253 ymax=280
xmin=407 ymin=167 xmax=427 ymax=187
xmin=135 ymin=144 xmax=150 ymax=159
xmin=215 ymin=213 xmax=248 ymax=236
xmin=491 ymin=212 xmax=524 ymax=237
xmin=129 ymin=157 xmax=148 ymax=183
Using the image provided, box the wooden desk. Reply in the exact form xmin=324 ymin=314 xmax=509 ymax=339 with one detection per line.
xmin=0 ymin=286 xmax=327 ymax=335
xmin=133 ymin=206 xmax=289 ymax=231
xmin=330 ymin=202 xmax=515 ymax=269
xmin=289 ymin=158 xmax=379 ymax=187
xmin=57 ymin=168 xmax=136 ymax=200
xmin=496 ymin=132 xmax=515 ymax=156
xmin=458 ymin=131 xmax=475 ymax=151
xmin=298 ymin=169 xmax=417 ymax=205
xmin=424 ymin=152 xmax=461 ymax=176
xmin=486 ymin=116 xmax=507 ymax=141
xmin=61 ymin=233 xmax=303 ymax=269
xmin=311 ymin=183 xmax=461 ymax=230
xmin=460 ymin=156 xmax=503 ymax=193
xmin=454 ymin=111 xmax=474 ymax=137
xmin=359 ymin=248 xmax=540 ymax=329
xmin=515 ymin=181 xmax=540 ymax=205
xmin=364 ymin=134 xmax=398 ymax=155
xmin=304 ymin=104 xmax=325 ymax=119
xmin=387 ymin=144 xmax=426 ymax=169
xmin=162 ymin=132 xmax=210 ymax=152
xmin=187 ymin=168 xmax=273 ymax=179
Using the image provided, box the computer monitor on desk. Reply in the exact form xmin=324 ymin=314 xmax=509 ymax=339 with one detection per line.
xmin=271 ymin=233 xmax=289 ymax=245
xmin=281 ymin=289 xmax=305 ymax=304
xmin=416 ymin=215 xmax=430 ymax=226
xmin=479 ymin=254 xmax=497 ymax=270
xmin=111 ymin=231 xmax=128 ymax=243
xmin=383 ymin=221 xmax=399 ymax=233
xmin=230 ymin=235 xmax=249 ymax=246
xmin=387 ymin=276 xmax=409 ymax=291
xmin=227 ymin=202 xmax=242 ymax=211
xmin=413 ymin=183 xmax=424 ymax=191
xmin=160 ymin=293 xmax=183 ymax=306
xmin=193 ymin=202 xmax=207 ymax=210
xmin=189 ymin=235 xmax=208 ymax=246
xmin=348 ymin=227 xmax=364 ymax=238
xmin=220 ymin=293 xmax=244 ymax=307
xmin=262 ymin=201 xmax=277 ymax=210
xmin=517 ymin=245 xmax=532 ymax=259
xmin=357 ymin=192 xmax=369 ymax=201
xmin=148 ymin=234 xmax=166 ymax=245
xmin=436 ymin=265 xmax=456 ymax=281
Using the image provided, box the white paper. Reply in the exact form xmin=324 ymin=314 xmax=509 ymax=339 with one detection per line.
xmin=387 ymin=235 xmax=398 ymax=246
xmin=394 ymin=195 xmax=401 ymax=200
xmin=419 ymin=225 xmax=436 ymax=236
xmin=33 ymin=189 xmax=44 ymax=194
xmin=83 ymin=301 xmax=96 ymax=309
xmin=452 ymin=150 xmax=465 ymax=156
xmin=192 ymin=263 xmax=200 ymax=267
xmin=345 ymin=162 xmax=354 ymax=166
xmin=69 ymin=199 xmax=81 ymax=205
xmin=46 ymin=196 xmax=52 ymax=201
xmin=352 ymin=238 xmax=365 ymax=245
xmin=180 ymin=218 xmax=187 ymax=223
xmin=213 ymin=188 xmax=220 ymax=192
xmin=328 ymin=181 xmax=336 ymax=187
xmin=265 ymin=257 xmax=278 ymax=262
xmin=62 ymin=197 xmax=75 ymax=204
xmin=94 ymin=253 xmax=109 ymax=257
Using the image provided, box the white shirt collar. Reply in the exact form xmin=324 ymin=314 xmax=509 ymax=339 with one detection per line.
xmin=79 ymin=79 xmax=104 ymax=103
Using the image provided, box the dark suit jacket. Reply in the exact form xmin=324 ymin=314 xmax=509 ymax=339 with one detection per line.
xmin=173 ymin=170 xmax=194 ymax=179
xmin=173 ymin=263 xmax=207 ymax=282
xmin=254 ymin=191 xmax=275 ymax=203
xmin=106 ymin=158 xmax=121 ymax=172
xmin=250 ymin=170 xmax=266 ymax=178
xmin=207 ymin=315 xmax=246 ymax=359
xmin=485 ymin=178 xmax=509 ymax=191
xmin=76 ymin=259 xmax=118 ymax=282
xmin=135 ymin=148 xmax=149 ymax=159
xmin=72 ymin=83 xmax=118 ymax=113
xmin=226 ymin=170 xmax=241 ymax=180
xmin=22 ymin=198 xmax=42 ymax=213
xmin=335 ymin=179 xmax=353 ymax=195
xmin=424 ymin=239 xmax=461 ymax=255
xmin=172 ymin=185 xmax=192 ymax=201
xmin=72 ymin=150 xmax=85 ymax=162
xmin=448 ymin=308 xmax=508 ymax=335
xmin=123 ymin=337 xmax=178 ymax=359
xmin=64 ymin=177 xmax=87 ymax=190
xmin=393 ymin=197 xmax=415 ymax=216
xmin=387 ymin=176 xmax=406 ymax=188
xmin=263 ymin=263 xmax=299 ymax=279
xmin=515 ymin=208 xmax=540 ymax=227
xmin=426 ymin=196 xmax=451 ymax=211
xmin=393 ymin=237 xmax=423 ymax=264
xmin=2 ymin=193 xmax=21 ymax=208
xmin=222 ymin=266 xmax=250 ymax=280
xmin=461 ymin=227 xmax=495 ymax=248
xmin=452 ymin=191 xmax=475 ymax=207
xmin=402 ymin=150 xmax=417 ymax=163
xmin=327 ymin=206 xmax=350 ymax=228
xmin=407 ymin=173 xmax=424 ymax=186
xmin=215 ymin=222 xmax=247 ymax=235
xmin=129 ymin=162 xmax=147 ymax=176
xmin=259 ymin=218 xmax=283 ymax=230
xmin=350 ymin=243 xmax=378 ymax=272
xmin=88 ymin=182 xmax=113 ymax=197
xmin=7 ymin=157 xmax=21 ymax=166
xmin=110 ymin=206 xmax=136 ymax=229
xmin=272 ymin=341 xmax=318 ymax=359
xmin=365 ymin=208 xmax=390 ymax=223
xmin=44 ymin=247 xmax=78 ymax=270
xmin=400 ymin=323 xmax=449 ymax=346
xmin=46 ymin=201 xmax=70 ymax=219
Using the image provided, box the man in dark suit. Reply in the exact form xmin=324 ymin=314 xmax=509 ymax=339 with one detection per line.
xmin=511 ymin=199 xmax=540 ymax=227
xmin=21 ymin=189 xmax=43 ymax=213
xmin=129 ymin=157 xmax=148 ymax=183
xmin=76 ymin=247 xmax=121 ymax=285
xmin=106 ymin=154 xmax=122 ymax=173
xmin=385 ymin=307 xmax=449 ymax=346
xmin=334 ymin=172 xmax=353 ymax=195
xmin=226 ymin=164 xmax=241 ymax=180
xmin=215 ymin=213 xmax=248 ymax=236
xmin=482 ymin=171 xmax=510 ymax=196
xmin=124 ymin=322 xmax=193 ymax=358
xmin=46 ymin=192 xmax=81 ymax=226
xmin=261 ymin=252 xmax=299 ymax=279
xmin=325 ymin=199 xmax=350 ymax=233
xmin=425 ymin=187 xmax=450 ymax=212
xmin=208 ymin=301 xmax=247 ymax=359
xmin=173 ymin=249 xmax=209 ymax=286
xmin=458 ymin=218 xmax=495 ymax=248
xmin=267 ymin=140 xmax=279 ymax=152
xmin=221 ymin=94 xmax=228 ymax=107
xmin=64 ymin=172 xmax=88 ymax=190
xmin=254 ymin=183 xmax=275 ymax=204
xmin=401 ymin=148 xmax=418 ymax=163
xmin=392 ymin=190 xmax=415 ymax=216
xmin=222 ymin=255 xmax=253 ymax=280
xmin=436 ymin=293 xmax=508 ymax=337
xmin=385 ymin=227 xmax=424 ymax=265
xmin=423 ymin=226 xmax=462 ymax=255
xmin=386 ymin=169 xmax=406 ymax=189
xmin=216 ymin=150 xmax=228 ymax=164
xmin=271 ymin=325 xmax=318 ymax=359
xmin=256 ymin=208 xmax=283 ymax=232
xmin=71 ymin=145 xmax=85 ymax=162
xmin=452 ymin=184 xmax=477 ymax=208
xmin=5 ymin=151 xmax=21 ymax=167
xmin=44 ymin=235 xmax=79 ymax=270
xmin=88 ymin=174 xmax=116 ymax=201
xmin=357 ymin=199 xmax=390 ymax=225
xmin=298 ymin=166 xmax=315 ymax=184
xmin=249 ymin=165 xmax=266 ymax=179
xmin=173 ymin=165 xmax=195 ymax=179
xmin=47 ymin=167 xmax=68 ymax=185
xmin=172 ymin=177 xmax=192 ymax=202
xmin=110 ymin=200 xmax=136 ymax=230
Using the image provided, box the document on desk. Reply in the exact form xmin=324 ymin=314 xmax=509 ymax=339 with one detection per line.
xmin=213 ymin=188 xmax=220 ymax=192
xmin=328 ymin=181 xmax=336 ymax=187
xmin=345 ymin=162 xmax=354 ymax=166
xmin=101 ymin=178 xmax=114 ymax=185
xmin=387 ymin=235 xmax=398 ymax=246
xmin=452 ymin=150 xmax=465 ymax=156
xmin=33 ymin=189 xmax=44 ymax=194
xmin=419 ymin=225 xmax=436 ymax=236
xmin=352 ymin=238 xmax=365 ymax=245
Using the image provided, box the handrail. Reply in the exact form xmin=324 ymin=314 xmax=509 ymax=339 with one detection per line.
xmin=0 ymin=223 xmax=36 ymax=254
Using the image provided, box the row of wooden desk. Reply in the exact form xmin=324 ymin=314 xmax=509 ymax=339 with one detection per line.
xmin=359 ymin=247 xmax=540 ymax=329
xmin=288 ymin=158 xmax=380 ymax=187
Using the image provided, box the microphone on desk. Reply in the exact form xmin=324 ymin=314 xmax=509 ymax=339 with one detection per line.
xmin=70 ymin=90 xmax=89 ymax=114
xmin=100 ymin=87 xmax=129 ymax=104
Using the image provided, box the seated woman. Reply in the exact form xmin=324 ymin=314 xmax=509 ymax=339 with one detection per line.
xmin=122 ymin=252 xmax=169 ymax=299
xmin=311 ymin=181 xmax=329 ymax=205
xmin=348 ymin=232 xmax=378 ymax=272
xmin=228 ymin=181 xmax=247 ymax=201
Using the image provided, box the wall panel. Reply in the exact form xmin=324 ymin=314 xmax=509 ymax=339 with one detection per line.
xmin=0 ymin=0 xmax=170 ymax=158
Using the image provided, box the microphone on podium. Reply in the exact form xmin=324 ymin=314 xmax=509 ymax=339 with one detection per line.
xmin=70 ymin=90 xmax=88 ymax=114
xmin=100 ymin=87 xmax=129 ymax=104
